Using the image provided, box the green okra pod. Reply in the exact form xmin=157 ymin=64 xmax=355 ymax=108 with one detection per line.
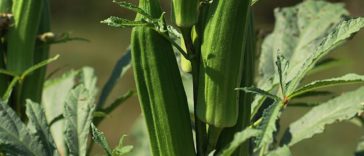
xmin=197 ymin=0 xmax=251 ymax=127
xmin=131 ymin=0 xmax=195 ymax=155
xmin=172 ymin=0 xmax=199 ymax=27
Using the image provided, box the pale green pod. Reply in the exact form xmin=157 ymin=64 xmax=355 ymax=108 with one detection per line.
xmin=197 ymin=0 xmax=251 ymax=127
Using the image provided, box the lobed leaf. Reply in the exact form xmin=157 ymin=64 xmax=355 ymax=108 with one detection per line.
xmin=0 ymin=101 xmax=47 ymax=156
xmin=255 ymin=101 xmax=284 ymax=150
xmin=289 ymin=73 xmax=364 ymax=98
xmin=25 ymin=100 xmax=58 ymax=156
xmin=258 ymin=0 xmax=348 ymax=89
xmin=282 ymin=86 xmax=364 ymax=146
xmin=64 ymin=84 xmax=96 ymax=156
xmin=286 ymin=18 xmax=364 ymax=93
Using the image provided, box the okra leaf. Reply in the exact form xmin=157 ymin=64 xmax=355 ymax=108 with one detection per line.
xmin=0 ymin=101 xmax=48 ymax=156
xmin=97 ymin=49 xmax=132 ymax=108
xmin=289 ymin=73 xmax=364 ymax=98
xmin=218 ymin=128 xmax=261 ymax=156
xmin=356 ymin=136 xmax=364 ymax=156
xmin=292 ymin=90 xmax=333 ymax=99
xmin=64 ymin=84 xmax=96 ymax=156
xmin=101 ymin=16 xmax=149 ymax=28
xmin=25 ymin=100 xmax=58 ymax=156
xmin=281 ymin=86 xmax=364 ymax=146
xmin=42 ymin=69 xmax=79 ymax=154
xmin=255 ymin=101 xmax=284 ymax=150
xmin=236 ymin=87 xmax=281 ymax=102
xmin=112 ymin=0 xmax=153 ymax=20
xmin=91 ymin=123 xmax=112 ymax=156
xmin=43 ymin=67 xmax=97 ymax=155
xmin=258 ymin=0 xmax=348 ymax=90
xmin=112 ymin=135 xmax=133 ymax=156
xmin=266 ymin=146 xmax=292 ymax=156
xmin=286 ymin=18 xmax=364 ymax=94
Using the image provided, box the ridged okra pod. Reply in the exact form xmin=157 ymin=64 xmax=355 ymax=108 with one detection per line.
xmin=172 ymin=0 xmax=199 ymax=27
xmin=197 ymin=0 xmax=251 ymax=127
xmin=131 ymin=0 xmax=195 ymax=155
xmin=7 ymin=0 xmax=44 ymax=74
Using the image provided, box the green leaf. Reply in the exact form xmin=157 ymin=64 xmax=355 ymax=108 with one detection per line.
xmin=0 ymin=101 xmax=47 ymax=156
xmin=25 ymin=100 xmax=58 ymax=156
xmin=258 ymin=0 xmax=348 ymax=89
xmin=101 ymin=16 xmax=149 ymax=28
xmin=236 ymin=87 xmax=281 ymax=102
xmin=64 ymin=84 xmax=96 ymax=156
xmin=287 ymin=18 xmax=364 ymax=93
xmin=289 ymin=73 xmax=364 ymax=98
xmin=292 ymin=91 xmax=333 ymax=99
xmin=112 ymin=135 xmax=133 ymax=156
xmin=42 ymin=67 xmax=97 ymax=155
xmin=112 ymin=0 xmax=153 ymax=20
xmin=97 ymin=49 xmax=132 ymax=108
xmin=282 ymin=86 xmax=364 ymax=146
xmin=218 ymin=128 xmax=261 ymax=156
xmin=266 ymin=146 xmax=292 ymax=156
xmin=91 ymin=123 xmax=112 ymax=156
xmin=255 ymin=101 xmax=285 ymax=150
xmin=42 ymin=69 xmax=79 ymax=154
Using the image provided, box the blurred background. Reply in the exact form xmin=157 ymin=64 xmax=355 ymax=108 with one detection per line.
xmin=48 ymin=0 xmax=364 ymax=155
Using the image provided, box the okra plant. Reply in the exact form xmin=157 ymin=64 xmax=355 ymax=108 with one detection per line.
xmin=1 ymin=0 xmax=364 ymax=156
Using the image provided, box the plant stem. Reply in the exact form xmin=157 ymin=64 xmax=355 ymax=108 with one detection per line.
xmin=181 ymin=27 xmax=207 ymax=156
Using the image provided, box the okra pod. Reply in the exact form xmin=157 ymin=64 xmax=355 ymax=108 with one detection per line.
xmin=172 ymin=0 xmax=199 ymax=27
xmin=197 ymin=0 xmax=251 ymax=127
xmin=131 ymin=0 xmax=195 ymax=155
